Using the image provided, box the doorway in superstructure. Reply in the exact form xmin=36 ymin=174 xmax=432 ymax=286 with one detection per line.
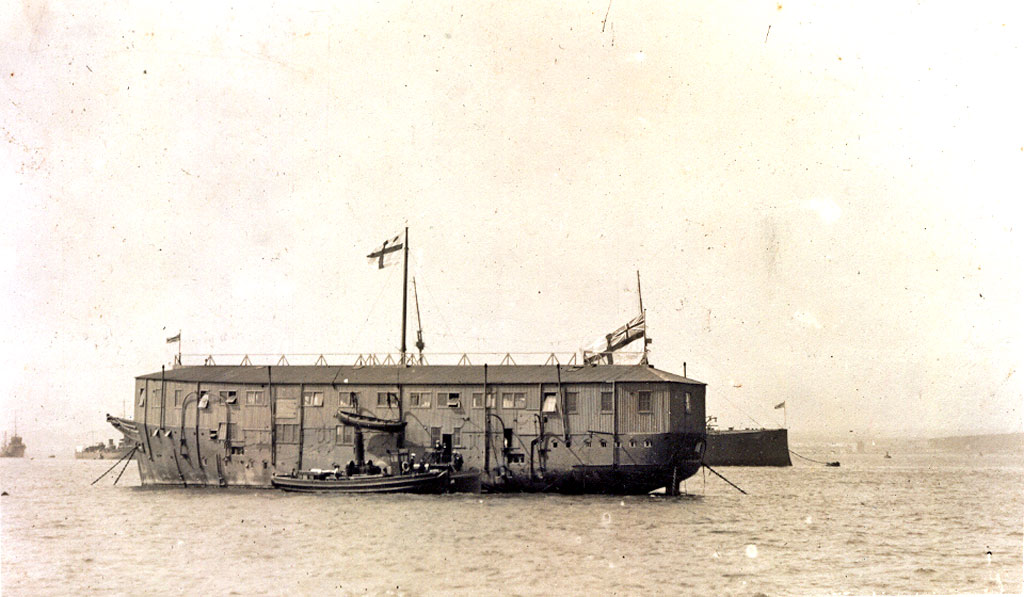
xmin=440 ymin=433 xmax=453 ymax=461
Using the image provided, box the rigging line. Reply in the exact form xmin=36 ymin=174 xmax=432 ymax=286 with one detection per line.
xmin=112 ymin=446 xmax=138 ymax=485
xmin=409 ymin=254 xmax=463 ymax=355
xmin=90 ymin=446 xmax=137 ymax=485
xmin=702 ymin=464 xmax=747 ymax=495
xmin=712 ymin=391 xmax=763 ymax=429
xmin=351 ymin=264 xmax=398 ymax=349
xmin=788 ymin=448 xmax=833 ymax=466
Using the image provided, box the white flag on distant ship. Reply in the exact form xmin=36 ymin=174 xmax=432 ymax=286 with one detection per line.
xmin=366 ymin=234 xmax=404 ymax=269
xmin=166 ymin=333 xmax=181 ymax=344
xmin=774 ymin=401 xmax=786 ymax=409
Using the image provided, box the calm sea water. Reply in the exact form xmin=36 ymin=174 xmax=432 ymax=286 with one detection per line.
xmin=2 ymin=452 xmax=1021 ymax=596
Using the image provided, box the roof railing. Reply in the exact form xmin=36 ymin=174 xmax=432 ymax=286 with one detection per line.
xmin=171 ymin=351 xmax=646 ymax=368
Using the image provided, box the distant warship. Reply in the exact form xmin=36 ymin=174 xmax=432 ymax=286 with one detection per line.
xmin=2 ymin=431 xmax=26 ymax=458
xmin=75 ymin=438 xmax=134 ymax=460
xmin=704 ymin=425 xmax=791 ymax=466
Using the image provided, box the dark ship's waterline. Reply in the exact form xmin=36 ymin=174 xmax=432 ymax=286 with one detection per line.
xmin=109 ymin=364 xmax=706 ymax=494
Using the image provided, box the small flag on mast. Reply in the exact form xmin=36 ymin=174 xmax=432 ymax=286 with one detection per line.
xmin=774 ymin=401 xmax=786 ymax=409
xmin=166 ymin=333 xmax=181 ymax=344
xmin=366 ymin=234 xmax=404 ymax=269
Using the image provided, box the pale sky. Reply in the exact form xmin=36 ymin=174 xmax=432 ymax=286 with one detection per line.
xmin=3 ymin=1 xmax=1022 ymax=455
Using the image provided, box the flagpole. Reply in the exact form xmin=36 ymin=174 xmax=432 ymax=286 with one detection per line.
xmin=400 ymin=227 xmax=409 ymax=366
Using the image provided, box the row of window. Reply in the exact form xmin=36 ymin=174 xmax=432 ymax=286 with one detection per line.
xmin=269 ymin=425 xmax=661 ymax=450
xmin=141 ymin=389 xmax=689 ymax=414
xmin=329 ymin=425 xmax=465 ymax=447
xmin=139 ymin=389 xmax=269 ymax=408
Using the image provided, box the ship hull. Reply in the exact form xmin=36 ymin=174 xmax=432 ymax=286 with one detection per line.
xmin=110 ymin=363 xmax=708 ymax=493
xmin=704 ymin=428 xmax=791 ymax=466
xmin=109 ymin=416 xmax=704 ymax=493
xmin=484 ymin=462 xmax=702 ymax=495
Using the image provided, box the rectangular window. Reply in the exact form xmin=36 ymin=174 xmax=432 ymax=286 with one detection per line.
xmin=430 ymin=426 xmax=442 ymax=446
xmin=542 ymin=393 xmax=559 ymax=413
xmin=600 ymin=391 xmax=613 ymax=413
xmin=377 ymin=392 xmax=398 ymax=407
xmin=246 ymin=390 xmax=265 ymax=406
xmin=501 ymin=392 xmax=514 ymax=409
xmin=153 ymin=389 xmax=161 ymax=403
xmin=514 ymin=392 xmax=526 ymax=409
xmin=303 ymin=391 xmax=324 ymax=407
xmin=219 ymin=390 xmax=237 ymax=404
xmin=685 ymin=392 xmax=692 ymax=414
xmin=638 ymin=391 xmax=652 ymax=413
xmin=453 ymin=427 xmax=463 ymax=447
xmin=138 ymin=388 xmax=146 ymax=407
xmin=336 ymin=425 xmax=353 ymax=445
xmin=174 ymin=389 xmax=183 ymax=407
xmin=487 ymin=393 xmax=496 ymax=408
xmin=409 ymin=392 xmax=430 ymax=408
xmin=217 ymin=422 xmax=240 ymax=443
xmin=565 ymin=392 xmax=578 ymax=414
xmin=472 ymin=392 xmax=484 ymax=408
xmin=339 ymin=391 xmax=358 ymax=407
xmin=443 ymin=392 xmax=461 ymax=408
xmin=275 ymin=424 xmax=300 ymax=444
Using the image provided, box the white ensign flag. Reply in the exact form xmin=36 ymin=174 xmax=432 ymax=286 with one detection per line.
xmin=366 ymin=234 xmax=404 ymax=269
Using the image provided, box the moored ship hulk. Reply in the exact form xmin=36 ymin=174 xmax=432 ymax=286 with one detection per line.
xmin=107 ymin=229 xmax=707 ymax=494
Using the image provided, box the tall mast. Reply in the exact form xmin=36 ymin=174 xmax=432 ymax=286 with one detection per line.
xmin=400 ymin=227 xmax=410 ymax=366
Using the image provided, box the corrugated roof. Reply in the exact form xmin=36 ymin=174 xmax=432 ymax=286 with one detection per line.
xmin=137 ymin=364 xmax=704 ymax=385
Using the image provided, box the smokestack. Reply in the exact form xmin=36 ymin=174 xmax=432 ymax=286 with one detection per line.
xmin=683 ymin=362 xmax=687 ymax=377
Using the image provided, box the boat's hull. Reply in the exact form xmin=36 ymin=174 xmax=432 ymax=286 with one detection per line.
xmin=334 ymin=411 xmax=406 ymax=432
xmin=271 ymin=470 xmax=449 ymax=493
